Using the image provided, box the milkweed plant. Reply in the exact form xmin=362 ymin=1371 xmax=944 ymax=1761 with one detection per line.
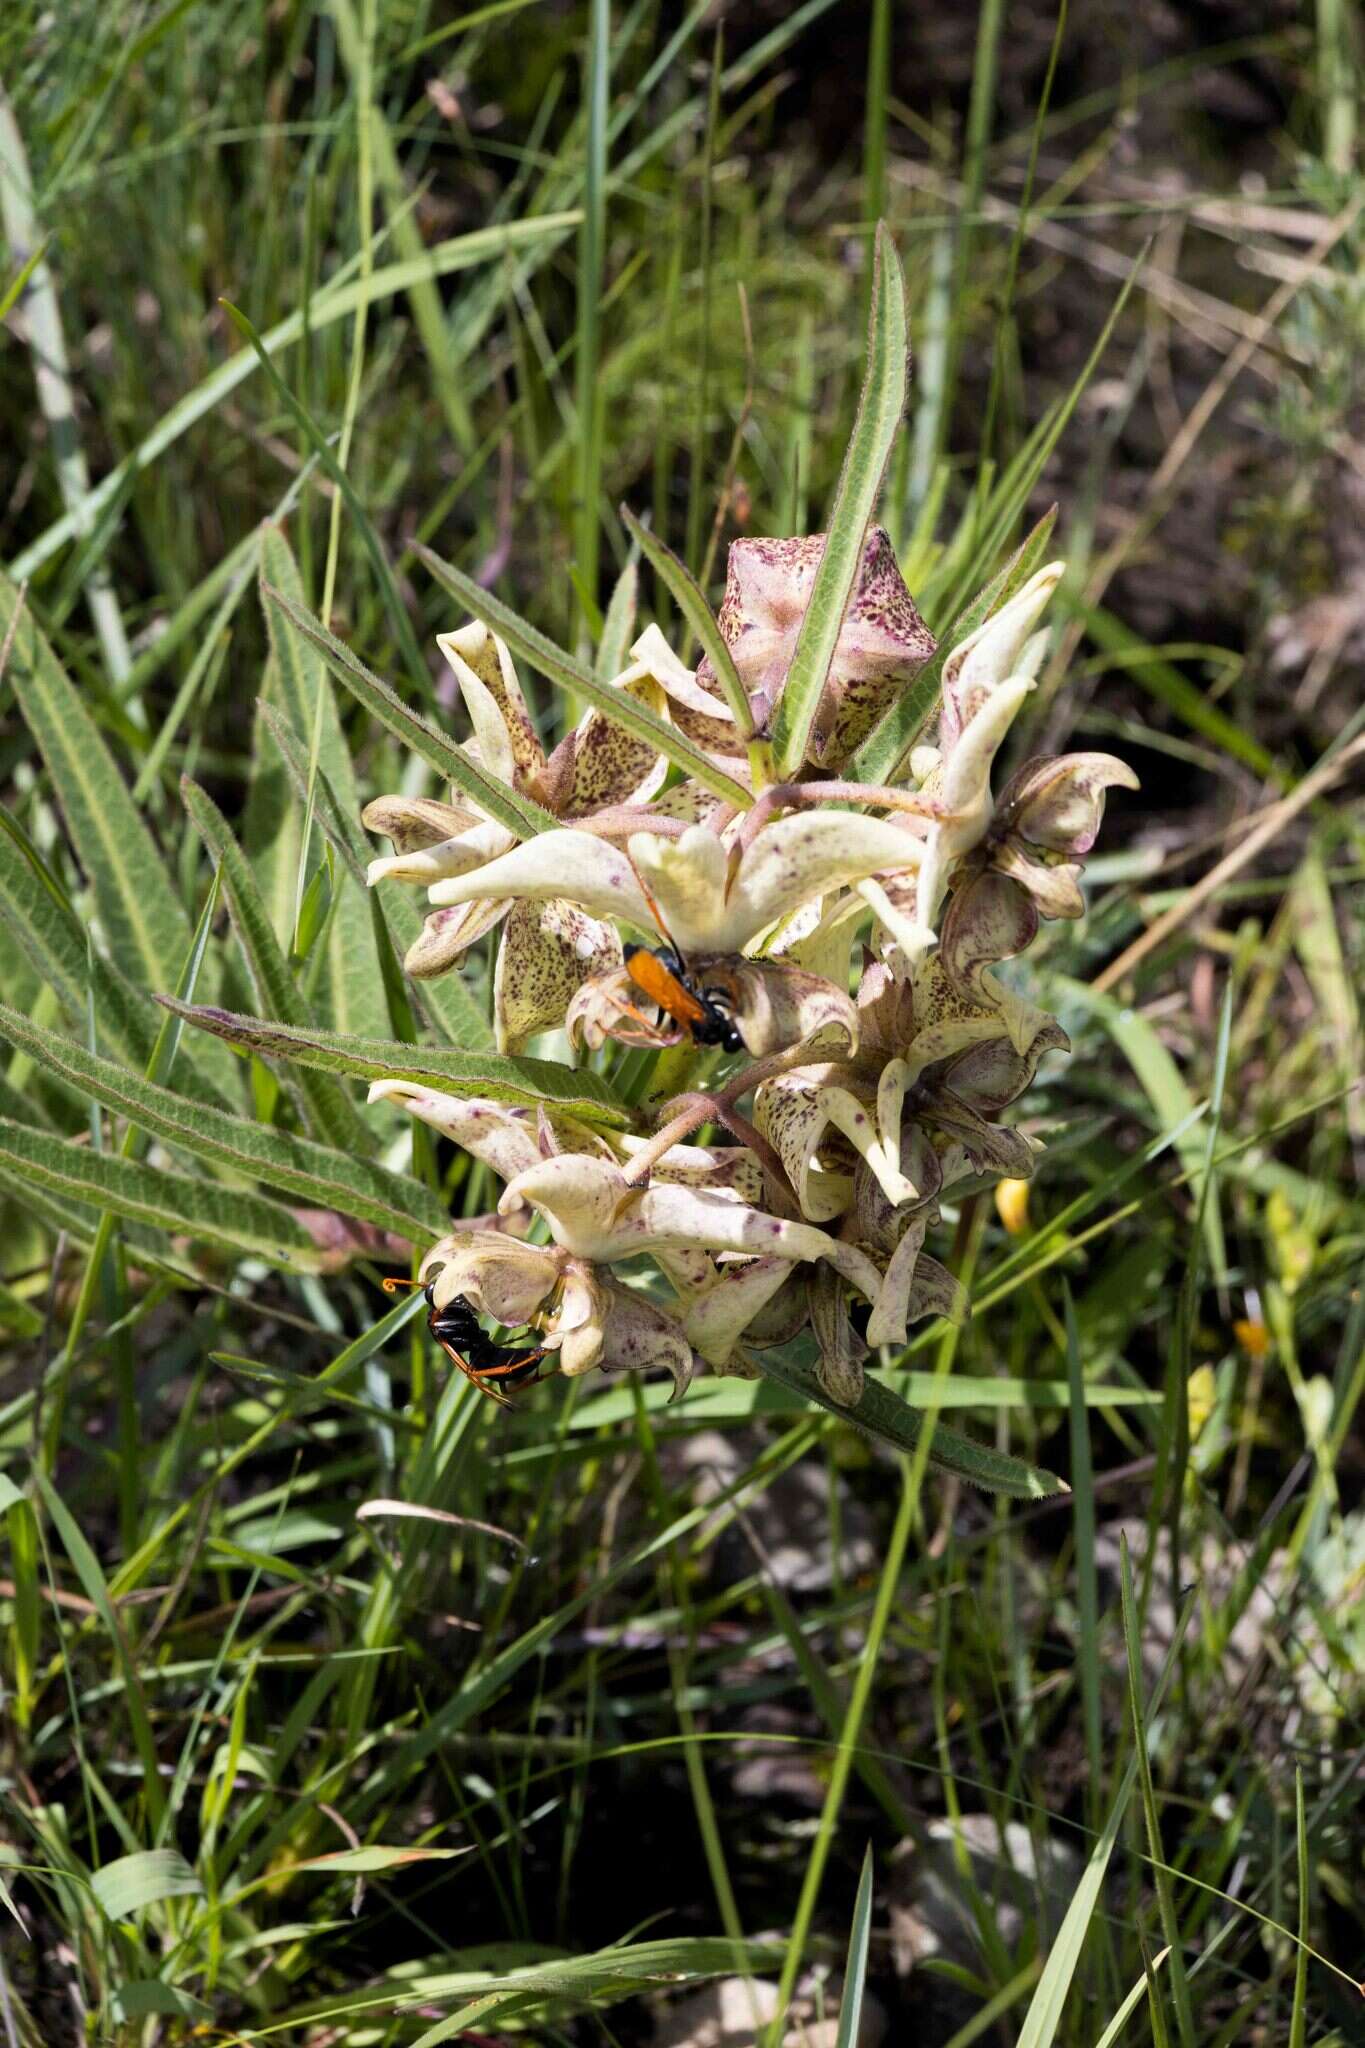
xmin=32 ymin=229 xmax=1136 ymax=1505
xmin=351 ymin=237 xmax=1134 ymax=1500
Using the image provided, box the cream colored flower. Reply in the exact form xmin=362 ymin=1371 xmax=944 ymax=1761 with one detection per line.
xmin=632 ymin=527 xmax=936 ymax=770
xmin=860 ymin=563 xmax=1064 ymax=959
xmin=363 ymin=620 xmax=667 ymax=1050
xmin=424 ymin=811 xmax=923 ymax=1057
xmin=419 ymin=1230 xmax=693 ymax=1397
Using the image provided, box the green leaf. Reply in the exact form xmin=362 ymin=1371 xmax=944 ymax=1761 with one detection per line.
xmin=414 ymin=542 xmax=753 ymax=809
xmin=0 ymin=1002 xmax=447 ymax=1244
xmin=260 ymin=525 xmax=388 ymax=1040
xmin=0 ymin=1117 xmax=331 ymax=1270
xmin=257 ymin=701 xmax=493 ymax=1052
xmin=768 ymin=224 xmax=908 ymax=776
xmin=91 ymin=1849 xmax=202 ymax=1921
xmin=110 ymin=1983 xmax=214 ymax=2025
xmin=0 ymin=573 xmax=190 ymax=990
xmin=180 ymin=774 xmax=372 ymax=1151
xmin=156 ymin=1003 xmax=633 ymax=1128
xmin=850 ymin=503 xmax=1058 ymax=785
xmin=0 ymin=812 xmax=156 ymax=1073
xmin=751 ymin=1351 xmax=1067 ymax=1499
xmin=262 ymin=584 xmax=555 ymax=842
xmin=1015 ymin=1756 xmax=1140 ymax=2048
xmin=834 ymin=1849 xmax=875 ymax=2048
xmin=619 ymin=506 xmax=752 ymax=734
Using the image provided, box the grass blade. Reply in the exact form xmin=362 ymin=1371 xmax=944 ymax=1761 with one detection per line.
xmin=834 ymin=1847 xmax=875 ymax=2048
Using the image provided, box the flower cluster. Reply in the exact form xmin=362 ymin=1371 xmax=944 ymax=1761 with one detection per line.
xmin=364 ymin=529 xmax=1136 ymax=1407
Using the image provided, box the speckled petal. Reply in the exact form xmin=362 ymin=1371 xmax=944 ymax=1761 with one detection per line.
xmin=500 ymin=1152 xmax=872 ymax=1277
xmin=754 ymin=1072 xmax=855 ymax=1224
xmin=425 ymin=828 xmax=655 ymax=932
xmin=370 ymin=1082 xmax=546 ymax=1182
xmin=990 ymin=840 xmax=1087 ymax=919
xmin=935 ymin=871 xmax=1048 ymax=1054
xmin=632 ymin=623 xmax=743 ymax=757
xmin=438 ymin=620 xmax=544 ymax=785
xmin=865 ymin=1215 xmax=928 ymax=1346
xmin=807 ymin=1265 xmax=869 ymax=1407
xmin=422 ymin=1230 xmax=564 ymax=1327
xmin=682 ymin=1256 xmax=801 ymax=1367
xmin=565 ymin=963 xmax=683 ymax=1053
xmin=937 ymin=1020 xmax=1069 ymax=1114
xmin=362 ymin=794 xmax=480 ymax=855
xmin=367 ymin=816 xmax=515 ymax=889
xmin=563 ymin=668 xmax=671 ymax=814
xmin=403 ymin=896 xmax=510 ymax=978
xmin=994 ymin=751 xmax=1139 ymax=857
xmin=598 ymin=1283 xmax=694 ymax=1399
xmin=808 ymin=526 xmax=937 ymax=768
xmin=493 ymin=897 xmax=624 ymax=1054
xmin=923 ymin=1096 xmax=1036 ymax=1182
xmin=715 ymin=959 xmax=860 ymax=1058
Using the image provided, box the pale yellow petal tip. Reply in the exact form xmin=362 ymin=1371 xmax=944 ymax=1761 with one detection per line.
xmin=994 ymin=1178 xmax=1031 ymax=1236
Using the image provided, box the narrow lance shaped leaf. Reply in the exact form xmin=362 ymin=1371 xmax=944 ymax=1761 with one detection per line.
xmin=157 ymin=1002 xmax=633 ymax=1129
xmin=753 ymin=1350 xmax=1067 ymax=1500
xmin=257 ymin=701 xmax=495 ymax=1052
xmin=180 ymin=773 xmax=374 ymax=1151
xmin=768 ymin=224 xmax=909 ymax=776
xmin=262 ymin=584 xmax=555 ymax=842
xmin=619 ymin=505 xmax=753 ymax=734
xmin=0 ymin=1117 xmax=333 ymax=1271
xmin=0 ymin=1002 xmax=448 ymax=1243
xmin=414 ymin=541 xmax=753 ymax=808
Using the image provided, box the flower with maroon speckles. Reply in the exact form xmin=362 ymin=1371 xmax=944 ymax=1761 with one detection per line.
xmin=363 ymin=619 xmax=667 ymax=1050
xmin=631 ymin=525 xmax=936 ymax=770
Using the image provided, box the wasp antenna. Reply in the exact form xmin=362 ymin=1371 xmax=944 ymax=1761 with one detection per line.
xmin=624 ymin=849 xmax=681 ymax=959
xmin=382 ymin=1275 xmax=422 ymax=1295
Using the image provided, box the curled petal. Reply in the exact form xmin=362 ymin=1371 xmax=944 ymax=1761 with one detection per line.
xmin=708 ymin=959 xmax=859 ymax=1058
xmin=369 ymin=1082 xmax=605 ymax=1184
xmin=362 ymin=794 xmax=480 ymax=856
xmin=682 ymin=1256 xmax=801 ymax=1367
xmin=438 ymin=621 xmax=543 ymax=786
xmin=807 ymin=1266 xmax=868 ymax=1407
xmin=426 ymin=828 xmax=656 ymax=933
xmin=935 ymin=872 xmax=1048 ymax=1055
xmin=754 ymin=1073 xmax=855 ymax=1224
xmin=566 ymin=962 xmax=682 ymax=1053
xmin=403 ymin=897 xmax=510 ymax=978
xmin=990 ymin=841 xmax=1087 ymax=920
xmin=938 ymin=1021 xmax=1069 ymax=1114
xmin=923 ymin=1096 xmax=1037 ymax=1182
xmin=546 ymin=1260 xmax=608 ymax=1376
xmin=938 ymin=563 xmax=1063 ymax=753
xmin=632 ymin=624 xmax=742 ymax=757
xmin=493 ymin=897 xmax=623 ymax=1054
xmin=854 ymin=1123 xmax=943 ymax=1251
xmin=596 ymin=1282 xmax=694 ymax=1400
xmin=632 ymin=814 xmax=921 ymax=960
xmin=422 ymin=1230 xmax=563 ymax=1328
xmin=367 ymin=817 xmax=514 ymax=889
xmin=865 ymin=1216 xmax=928 ymax=1346
xmin=994 ymin=751 xmax=1139 ymax=858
